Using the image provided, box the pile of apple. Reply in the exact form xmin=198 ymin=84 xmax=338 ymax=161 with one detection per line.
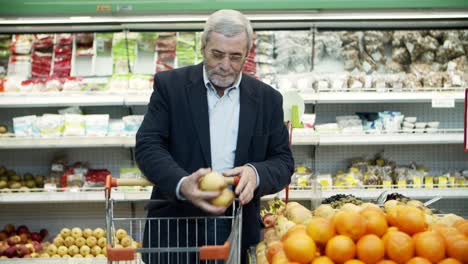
xmin=0 ymin=224 xmax=48 ymax=258
xmin=45 ymin=227 xmax=107 ymax=258
xmin=0 ymin=165 xmax=45 ymax=191
xmin=44 ymin=227 xmax=140 ymax=258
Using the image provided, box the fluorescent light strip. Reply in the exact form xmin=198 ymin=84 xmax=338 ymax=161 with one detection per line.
xmin=1 ymin=10 xmax=468 ymax=25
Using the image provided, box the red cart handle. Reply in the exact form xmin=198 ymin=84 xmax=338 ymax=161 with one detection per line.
xmin=200 ymin=241 xmax=230 ymax=260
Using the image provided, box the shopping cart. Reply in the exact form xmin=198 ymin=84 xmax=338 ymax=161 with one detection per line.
xmin=104 ymin=175 xmax=243 ymax=264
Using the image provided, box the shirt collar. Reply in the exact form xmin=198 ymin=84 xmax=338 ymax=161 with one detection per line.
xmin=203 ymin=64 xmax=242 ymax=95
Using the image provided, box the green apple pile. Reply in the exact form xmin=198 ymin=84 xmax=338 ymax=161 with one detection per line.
xmin=0 ymin=165 xmax=45 ymax=191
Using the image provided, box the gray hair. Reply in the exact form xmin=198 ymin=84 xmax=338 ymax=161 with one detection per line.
xmin=201 ymin=9 xmax=253 ymax=54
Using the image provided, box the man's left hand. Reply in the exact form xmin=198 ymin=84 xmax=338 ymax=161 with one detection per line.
xmin=223 ymin=166 xmax=257 ymax=205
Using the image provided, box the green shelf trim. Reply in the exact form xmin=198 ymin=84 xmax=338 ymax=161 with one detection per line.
xmin=0 ymin=0 xmax=467 ymax=16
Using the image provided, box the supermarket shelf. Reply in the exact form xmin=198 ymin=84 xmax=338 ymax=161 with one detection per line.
xmin=0 ymin=91 xmax=153 ymax=107
xmin=318 ymin=131 xmax=464 ymax=145
xmin=300 ymin=89 xmax=465 ymax=104
xmin=0 ymin=136 xmax=135 ymax=149
xmin=124 ymin=91 xmax=152 ymax=105
xmin=0 ymin=92 xmax=124 ymax=107
xmin=291 ymin=129 xmax=464 ymax=146
xmin=262 ymin=186 xmax=468 ymax=201
xmin=0 ymin=131 xmax=462 ymax=149
xmin=0 ymin=188 xmax=152 ymax=203
xmin=0 ymin=88 xmax=464 ymax=107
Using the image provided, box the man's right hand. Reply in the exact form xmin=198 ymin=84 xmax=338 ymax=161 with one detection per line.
xmin=179 ymin=168 xmax=227 ymax=215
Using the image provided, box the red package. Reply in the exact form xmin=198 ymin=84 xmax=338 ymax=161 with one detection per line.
xmin=57 ymin=34 xmax=73 ymax=46
xmin=54 ymin=46 xmax=72 ymax=56
xmin=85 ymin=169 xmax=111 ymax=187
xmin=0 ymin=78 xmax=4 ymax=92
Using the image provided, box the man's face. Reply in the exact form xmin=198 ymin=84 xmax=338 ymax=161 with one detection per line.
xmin=203 ymin=31 xmax=248 ymax=89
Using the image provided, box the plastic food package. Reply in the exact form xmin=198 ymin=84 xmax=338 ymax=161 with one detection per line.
xmin=75 ymin=33 xmax=94 ymax=56
xmin=13 ymin=115 xmax=37 ymax=137
xmin=403 ymin=73 xmax=423 ymax=90
xmin=379 ymin=111 xmax=404 ymax=132
xmin=291 ymin=166 xmax=313 ymax=187
xmin=422 ymin=72 xmax=444 ymax=88
xmin=9 ymin=35 xmax=33 ymax=55
xmin=122 ymin=115 xmax=144 ymax=136
xmin=36 ymin=114 xmax=64 ymax=138
xmin=136 ymin=32 xmax=157 ymax=53
xmin=156 ymin=32 xmax=176 ymax=72
xmin=274 ymin=31 xmax=312 ymax=74
xmin=255 ymin=31 xmax=276 ymax=84
xmin=63 ymin=77 xmax=84 ymax=92
xmin=107 ymin=119 xmax=125 ymax=136
xmin=113 ymin=32 xmax=137 ymax=74
xmin=107 ymin=75 xmax=129 ymax=91
xmin=129 ymin=75 xmax=151 ymax=90
xmin=85 ymin=115 xmax=109 ymax=136
xmin=58 ymin=106 xmax=82 ymax=115
xmin=347 ymin=73 xmax=365 ymax=89
xmin=45 ymin=78 xmax=63 ymax=92
xmin=242 ymin=39 xmax=256 ymax=76
xmin=63 ymin=114 xmax=85 ymax=137
xmin=443 ymin=71 xmax=464 ymax=88
xmin=176 ymin=32 xmax=199 ymax=67
xmin=84 ymin=169 xmax=110 ymax=188
xmin=7 ymin=55 xmax=31 ymax=79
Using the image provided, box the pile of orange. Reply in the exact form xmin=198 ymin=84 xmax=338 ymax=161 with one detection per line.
xmin=263 ymin=204 xmax=468 ymax=264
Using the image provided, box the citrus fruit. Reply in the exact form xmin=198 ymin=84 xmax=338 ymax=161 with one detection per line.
xmin=333 ymin=211 xmax=366 ymax=241
xmin=312 ymin=256 xmax=335 ymax=264
xmin=395 ymin=207 xmax=426 ymax=235
xmin=325 ymin=235 xmax=356 ymax=264
xmin=356 ymin=234 xmax=385 ymax=264
xmin=406 ymin=257 xmax=432 ymax=264
xmin=361 ymin=209 xmax=388 ymax=237
xmin=283 ymin=233 xmax=316 ymax=263
xmin=437 ymin=258 xmax=462 ymax=264
xmin=385 ymin=231 xmax=414 ymax=264
xmin=413 ymin=231 xmax=445 ymax=263
xmin=306 ymin=217 xmax=335 ymax=244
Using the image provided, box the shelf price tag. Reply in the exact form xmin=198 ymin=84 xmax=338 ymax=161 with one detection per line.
xmin=413 ymin=176 xmax=422 ymax=188
xmin=432 ymin=92 xmax=455 ymax=108
xmin=382 ymin=181 xmax=392 ymax=189
xmin=425 ymin=177 xmax=434 ymax=189
xmin=449 ymin=176 xmax=456 ymax=188
xmin=397 ymin=180 xmax=407 ymax=189
xmin=438 ymin=177 xmax=448 ymax=189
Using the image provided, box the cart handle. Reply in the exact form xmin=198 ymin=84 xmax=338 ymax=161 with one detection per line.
xmin=200 ymin=241 xmax=230 ymax=260
xmin=106 ymin=245 xmax=135 ymax=261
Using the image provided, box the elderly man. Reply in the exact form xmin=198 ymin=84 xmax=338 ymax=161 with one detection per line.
xmin=136 ymin=9 xmax=294 ymax=263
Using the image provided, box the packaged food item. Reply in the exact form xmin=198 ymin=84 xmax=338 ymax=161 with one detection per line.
xmin=176 ymin=32 xmax=197 ymax=67
xmin=45 ymin=77 xmax=63 ymax=92
xmin=129 ymin=75 xmax=152 ymax=90
xmin=122 ymin=115 xmax=144 ymax=136
xmin=108 ymin=119 xmax=125 ymax=136
xmin=291 ymin=165 xmax=313 ymax=188
xmin=84 ymin=169 xmax=110 ymax=188
xmin=62 ymin=77 xmax=84 ymax=92
xmin=85 ymin=114 xmax=109 ymax=136
xmin=13 ymin=115 xmax=37 ymax=137
xmin=60 ymin=162 xmax=88 ymax=190
xmin=156 ymin=32 xmax=176 ymax=73
xmin=35 ymin=114 xmax=64 ymax=138
xmin=75 ymin=33 xmax=94 ymax=56
xmin=47 ymin=157 xmax=67 ymax=191
xmin=58 ymin=106 xmax=82 ymax=115
xmin=63 ymin=114 xmax=85 ymax=136
xmin=316 ymin=174 xmax=333 ymax=190
xmin=107 ymin=75 xmax=129 ymax=91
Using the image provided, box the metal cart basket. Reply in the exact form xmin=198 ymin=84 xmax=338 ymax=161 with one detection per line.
xmin=104 ymin=175 xmax=242 ymax=264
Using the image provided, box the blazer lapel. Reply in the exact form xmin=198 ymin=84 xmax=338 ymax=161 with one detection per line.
xmin=235 ymin=78 xmax=258 ymax=166
xmin=186 ymin=64 xmax=211 ymax=167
